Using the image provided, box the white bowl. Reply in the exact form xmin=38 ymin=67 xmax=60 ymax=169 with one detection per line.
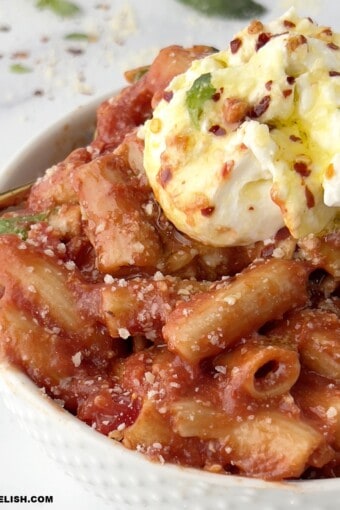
xmin=0 ymin=96 xmax=339 ymax=510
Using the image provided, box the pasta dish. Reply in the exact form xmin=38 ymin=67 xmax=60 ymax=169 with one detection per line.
xmin=0 ymin=9 xmax=339 ymax=481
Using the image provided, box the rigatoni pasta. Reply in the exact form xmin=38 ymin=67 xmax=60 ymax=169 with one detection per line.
xmin=0 ymin=18 xmax=340 ymax=482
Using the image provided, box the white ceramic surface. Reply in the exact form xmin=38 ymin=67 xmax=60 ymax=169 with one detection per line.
xmin=1 ymin=363 xmax=340 ymax=510
xmin=0 ymin=1 xmax=339 ymax=509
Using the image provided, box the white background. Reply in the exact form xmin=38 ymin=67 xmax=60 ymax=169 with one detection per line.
xmin=0 ymin=1 xmax=338 ymax=509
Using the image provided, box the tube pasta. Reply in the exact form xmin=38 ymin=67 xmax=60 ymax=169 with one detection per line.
xmin=292 ymin=371 xmax=340 ymax=450
xmin=214 ymin=338 xmax=301 ymax=399
xmin=297 ymin=311 xmax=340 ymax=380
xmin=101 ymin=276 xmax=210 ymax=340
xmin=224 ymin=411 xmax=329 ymax=480
xmin=170 ymin=398 xmax=232 ymax=439
xmin=74 ymin=153 xmax=162 ymax=271
xmin=163 ymin=259 xmax=309 ymax=363
xmin=0 ymin=236 xmax=87 ymax=334
xmin=0 ymin=302 xmax=76 ymax=386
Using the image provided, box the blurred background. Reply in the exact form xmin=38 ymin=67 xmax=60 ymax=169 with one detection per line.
xmin=0 ymin=0 xmax=337 ymax=508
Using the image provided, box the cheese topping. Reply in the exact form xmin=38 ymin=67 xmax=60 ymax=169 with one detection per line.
xmin=144 ymin=9 xmax=340 ymax=246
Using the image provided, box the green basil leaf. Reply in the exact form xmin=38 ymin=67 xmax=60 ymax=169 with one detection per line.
xmin=186 ymin=73 xmax=216 ymax=128
xmin=36 ymin=0 xmax=81 ymax=18
xmin=64 ymin=32 xmax=90 ymax=41
xmin=177 ymin=0 xmax=266 ymax=19
xmin=9 ymin=63 xmax=33 ymax=74
xmin=0 ymin=213 xmax=47 ymax=239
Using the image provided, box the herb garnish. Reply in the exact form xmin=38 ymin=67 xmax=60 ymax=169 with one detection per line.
xmin=0 ymin=213 xmax=47 ymax=239
xmin=124 ymin=65 xmax=150 ymax=84
xmin=177 ymin=0 xmax=266 ymax=19
xmin=36 ymin=0 xmax=81 ymax=17
xmin=64 ymin=32 xmax=91 ymax=41
xmin=9 ymin=63 xmax=33 ymax=73
xmin=186 ymin=73 xmax=216 ymax=128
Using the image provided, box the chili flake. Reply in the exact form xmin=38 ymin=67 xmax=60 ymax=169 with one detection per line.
xmin=294 ymin=161 xmax=311 ymax=177
xmin=201 ymin=206 xmax=215 ymax=217
xmin=209 ymin=125 xmax=226 ymax=136
xmin=255 ymin=32 xmax=271 ymax=51
xmin=163 ymin=90 xmax=174 ymax=102
xmin=157 ymin=167 xmax=172 ymax=188
xmin=249 ymin=95 xmax=271 ymax=118
xmin=230 ymin=38 xmax=242 ymax=54
xmin=305 ymin=186 xmax=315 ymax=208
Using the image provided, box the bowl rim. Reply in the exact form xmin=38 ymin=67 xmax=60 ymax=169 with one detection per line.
xmin=0 ymin=92 xmax=111 ymax=191
xmin=1 ymin=361 xmax=340 ymax=493
xmin=0 ymin=94 xmax=339 ymax=494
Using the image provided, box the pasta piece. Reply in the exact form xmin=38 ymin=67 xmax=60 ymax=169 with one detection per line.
xmin=170 ymin=398 xmax=232 ymax=439
xmin=225 ymin=411 xmax=329 ymax=480
xmin=113 ymin=128 xmax=145 ymax=178
xmin=298 ymin=231 xmax=340 ymax=278
xmin=163 ymin=259 xmax=309 ymax=363
xmin=74 ymin=153 xmax=162 ymax=272
xmin=297 ymin=310 xmax=340 ymax=380
xmin=48 ymin=204 xmax=82 ymax=239
xmin=0 ymin=235 xmax=92 ymax=334
xmin=170 ymin=400 xmax=329 ymax=479
xmin=28 ymin=148 xmax=92 ymax=211
xmin=101 ymin=275 xmax=210 ymax=340
xmin=0 ymin=235 xmax=113 ymax=355
xmin=214 ymin=336 xmax=300 ymax=398
xmin=122 ymin=399 xmax=173 ymax=450
xmin=0 ymin=302 xmax=77 ymax=387
xmin=292 ymin=371 xmax=340 ymax=450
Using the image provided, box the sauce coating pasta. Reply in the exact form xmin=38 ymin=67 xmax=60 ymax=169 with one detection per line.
xmin=0 ymin=19 xmax=339 ymax=481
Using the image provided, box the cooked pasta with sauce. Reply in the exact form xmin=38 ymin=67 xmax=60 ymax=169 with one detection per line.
xmin=0 ymin=9 xmax=339 ymax=481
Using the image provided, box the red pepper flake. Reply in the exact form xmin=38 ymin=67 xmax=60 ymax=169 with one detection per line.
xmin=286 ymin=76 xmax=295 ymax=85
xmin=248 ymin=206 xmax=254 ymax=210
xmin=329 ymin=70 xmax=340 ymax=77
xmin=265 ymin=80 xmax=273 ymax=91
xmin=275 ymin=226 xmax=290 ymax=241
xmin=261 ymin=244 xmax=275 ymax=258
xmin=290 ymin=135 xmax=302 ymax=142
xmin=11 ymin=51 xmax=30 ymax=59
xmin=33 ymin=89 xmax=44 ymax=97
xmin=249 ymin=95 xmax=271 ymax=118
xmin=325 ymin=163 xmax=334 ymax=179
xmin=255 ymin=32 xmax=271 ymax=51
xmin=95 ymin=3 xmax=110 ymax=9
xmin=282 ymin=89 xmax=292 ymax=98
xmin=212 ymin=91 xmax=221 ymax=102
xmin=163 ymin=90 xmax=173 ymax=102
xmin=294 ymin=161 xmax=311 ymax=177
xmin=157 ymin=167 xmax=172 ymax=188
xmin=66 ymin=48 xmax=84 ymax=56
xmin=322 ymin=28 xmax=333 ymax=37
xmin=283 ymin=20 xmax=296 ymax=28
xmin=287 ymin=35 xmax=307 ymax=52
xmin=327 ymin=43 xmax=339 ymax=51
xmin=230 ymin=38 xmax=242 ymax=54
xmin=201 ymin=206 xmax=215 ymax=217
xmin=247 ymin=20 xmax=264 ymax=35
xmin=221 ymin=160 xmax=235 ymax=179
xmin=209 ymin=125 xmax=226 ymax=136
xmin=305 ymin=186 xmax=315 ymax=208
